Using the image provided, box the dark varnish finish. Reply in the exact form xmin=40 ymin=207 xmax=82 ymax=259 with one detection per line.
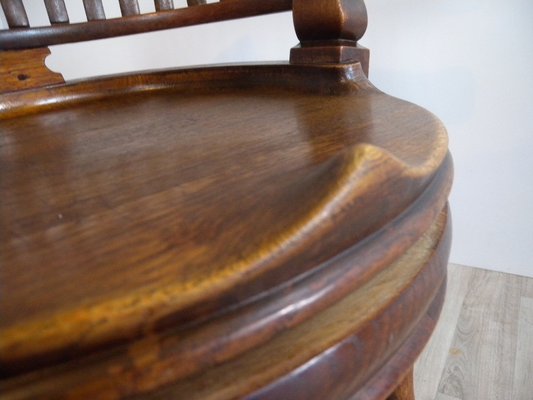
xmin=0 ymin=1 xmax=452 ymax=399
xmin=0 ymin=0 xmax=293 ymax=50
xmin=44 ymin=0 xmax=69 ymax=24
xmin=119 ymin=0 xmax=140 ymax=16
xmin=290 ymin=0 xmax=370 ymax=73
xmin=155 ymin=0 xmax=174 ymax=12
xmin=82 ymin=0 xmax=106 ymax=21
xmin=0 ymin=0 xmax=29 ymax=28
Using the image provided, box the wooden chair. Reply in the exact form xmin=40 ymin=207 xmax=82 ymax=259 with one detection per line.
xmin=0 ymin=1 xmax=453 ymax=399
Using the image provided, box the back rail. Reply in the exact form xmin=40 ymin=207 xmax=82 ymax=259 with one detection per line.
xmin=0 ymin=0 xmax=293 ymax=50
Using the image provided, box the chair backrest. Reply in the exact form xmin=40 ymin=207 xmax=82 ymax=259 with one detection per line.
xmin=0 ymin=0 xmax=369 ymax=92
xmin=0 ymin=0 xmax=294 ymax=50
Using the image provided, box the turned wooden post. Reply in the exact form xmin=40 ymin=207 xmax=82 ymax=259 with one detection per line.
xmin=290 ymin=0 xmax=369 ymax=75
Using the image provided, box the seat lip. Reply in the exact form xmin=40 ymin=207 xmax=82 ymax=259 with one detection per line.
xmin=0 ymin=62 xmax=374 ymax=119
xmin=248 ymin=212 xmax=451 ymax=400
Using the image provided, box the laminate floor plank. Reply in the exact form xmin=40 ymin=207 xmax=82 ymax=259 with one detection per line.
xmin=414 ymin=264 xmax=471 ymax=400
xmin=521 ymin=277 xmax=533 ymax=298
xmin=414 ymin=264 xmax=533 ymax=400
xmin=439 ymin=268 xmax=520 ymax=399
xmin=511 ymin=296 xmax=533 ymax=400
xmin=434 ymin=393 xmax=461 ymax=400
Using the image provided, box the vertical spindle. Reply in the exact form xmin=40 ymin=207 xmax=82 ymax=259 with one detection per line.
xmin=0 ymin=0 xmax=29 ymax=28
xmin=155 ymin=0 xmax=174 ymax=11
xmin=119 ymin=0 xmax=140 ymax=16
xmin=83 ymin=0 xmax=106 ymax=21
xmin=44 ymin=0 xmax=69 ymax=24
xmin=187 ymin=0 xmax=207 ymax=6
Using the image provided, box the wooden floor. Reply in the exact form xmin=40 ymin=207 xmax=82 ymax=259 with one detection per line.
xmin=414 ymin=263 xmax=533 ymax=400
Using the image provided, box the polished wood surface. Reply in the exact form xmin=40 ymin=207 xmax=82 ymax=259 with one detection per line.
xmin=0 ymin=1 xmax=452 ymax=398
xmin=0 ymin=0 xmax=293 ymax=50
xmin=0 ymin=0 xmax=29 ymax=28
xmin=119 ymin=0 xmax=140 ymax=17
xmin=0 ymin=48 xmax=64 ymax=92
xmin=290 ymin=0 xmax=369 ymax=71
xmin=293 ymin=0 xmax=368 ymax=42
xmin=82 ymin=0 xmax=106 ymax=21
xmin=43 ymin=0 xmax=69 ymax=24
xmin=0 ymin=62 xmax=452 ymax=398
xmin=155 ymin=0 xmax=174 ymax=12
xmin=0 ymin=61 xmax=449 ymax=359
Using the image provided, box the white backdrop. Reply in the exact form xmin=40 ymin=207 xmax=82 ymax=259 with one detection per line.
xmin=2 ymin=0 xmax=532 ymax=277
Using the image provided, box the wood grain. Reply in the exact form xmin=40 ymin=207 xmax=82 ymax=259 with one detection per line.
xmin=435 ymin=394 xmax=461 ymax=400
xmin=0 ymin=63 xmax=375 ymax=118
xmin=0 ymin=2 xmax=455 ymax=398
xmin=119 ymin=0 xmax=140 ymax=16
xmin=511 ymin=296 xmax=533 ymax=400
xmin=0 ymin=62 xmax=450 ymax=373
xmin=0 ymin=208 xmax=450 ymax=399
xmin=291 ymin=0 xmax=369 ymax=68
xmin=0 ymin=0 xmax=29 ymax=28
xmin=0 ymin=48 xmax=64 ymax=92
xmin=44 ymin=0 xmax=69 ymax=24
xmin=415 ymin=264 xmax=533 ymax=400
xmin=0 ymin=60 xmax=452 ymax=398
xmin=293 ymin=0 xmax=367 ymax=42
xmin=82 ymin=0 xmax=106 ymax=21
xmin=414 ymin=264 xmax=471 ymax=399
xmin=155 ymin=0 xmax=174 ymax=11
xmin=438 ymin=269 xmax=521 ymax=399
xmin=521 ymin=276 xmax=533 ymax=298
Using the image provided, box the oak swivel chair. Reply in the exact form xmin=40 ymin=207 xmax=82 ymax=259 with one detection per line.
xmin=0 ymin=1 xmax=453 ymax=399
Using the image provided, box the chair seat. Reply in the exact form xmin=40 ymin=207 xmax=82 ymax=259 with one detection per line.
xmin=0 ymin=63 xmax=452 ymax=399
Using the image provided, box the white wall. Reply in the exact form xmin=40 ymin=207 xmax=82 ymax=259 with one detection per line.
xmin=362 ymin=0 xmax=533 ymax=278
xmin=2 ymin=1 xmax=532 ymax=277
